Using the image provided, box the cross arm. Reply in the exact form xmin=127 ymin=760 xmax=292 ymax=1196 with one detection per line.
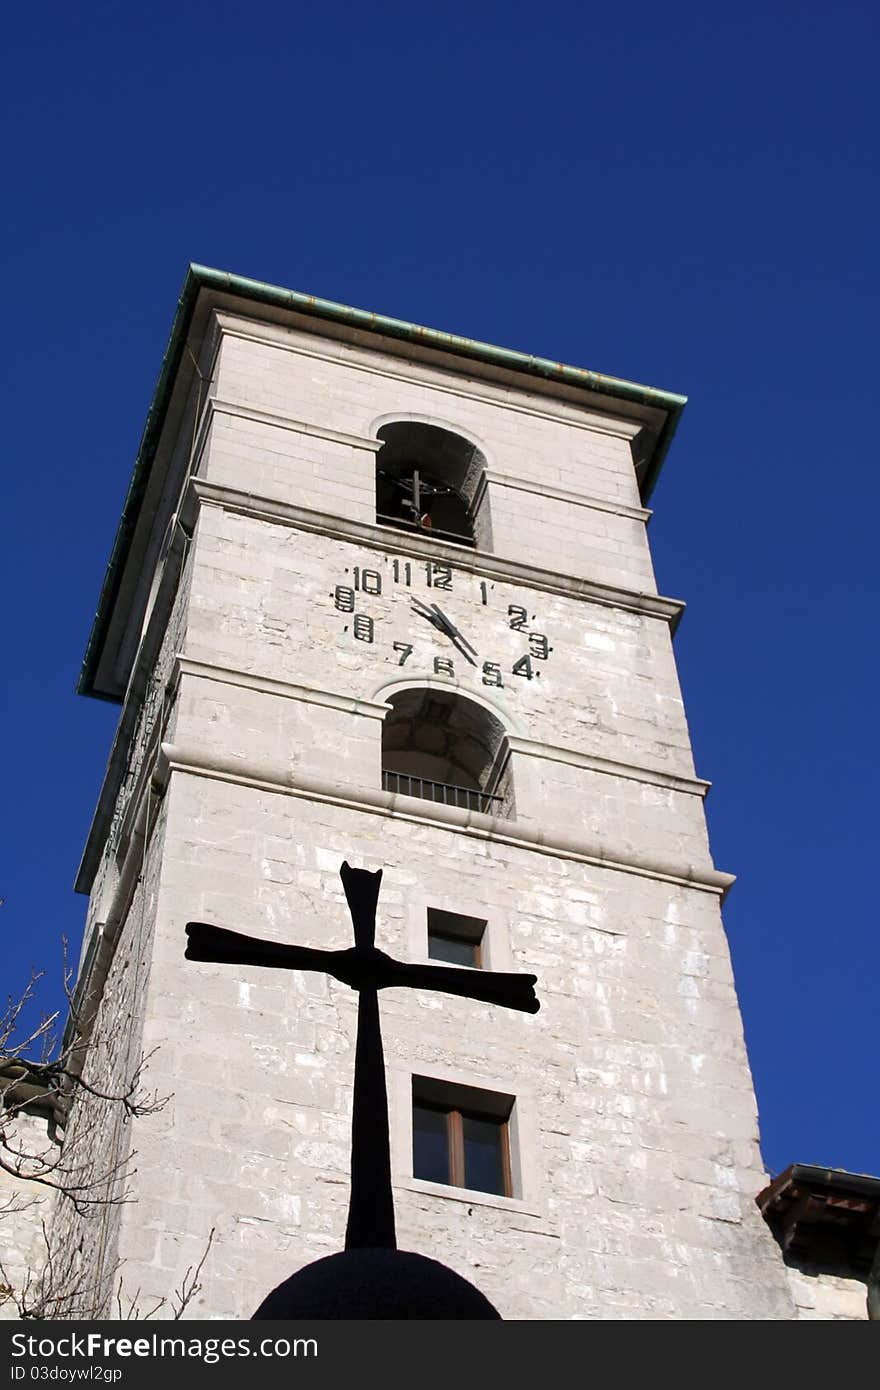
xmin=185 ymin=922 xmax=333 ymax=974
xmin=385 ymin=959 xmax=540 ymax=1014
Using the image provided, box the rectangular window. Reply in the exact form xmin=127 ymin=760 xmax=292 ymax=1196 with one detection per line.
xmin=412 ymin=1076 xmax=514 ymax=1197
xmin=426 ymin=908 xmax=487 ymax=968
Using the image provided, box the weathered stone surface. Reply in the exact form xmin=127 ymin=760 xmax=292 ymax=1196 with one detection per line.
xmin=41 ymin=291 xmax=809 ymax=1320
xmin=784 ymin=1264 xmax=869 ymax=1320
xmin=0 ymin=1114 xmax=51 ymax=1321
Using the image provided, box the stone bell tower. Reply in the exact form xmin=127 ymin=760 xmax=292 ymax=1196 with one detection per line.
xmin=60 ymin=265 xmax=795 ymax=1318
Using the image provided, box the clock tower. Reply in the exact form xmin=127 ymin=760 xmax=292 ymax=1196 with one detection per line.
xmin=60 ymin=266 xmax=795 ymax=1318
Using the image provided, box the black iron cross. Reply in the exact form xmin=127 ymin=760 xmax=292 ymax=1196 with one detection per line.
xmin=185 ymin=863 xmax=539 ymax=1251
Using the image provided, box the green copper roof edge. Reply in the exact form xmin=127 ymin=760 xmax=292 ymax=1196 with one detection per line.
xmin=77 ymin=263 xmax=686 ymax=698
xmin=190 ymin=263 xmax=688 ymax=412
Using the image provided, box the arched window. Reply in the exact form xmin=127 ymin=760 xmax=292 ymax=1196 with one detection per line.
xmin=381 ymin=688 xmax=514 ymax=819
xmin=375 ymin=422 xmax=491 ymax=549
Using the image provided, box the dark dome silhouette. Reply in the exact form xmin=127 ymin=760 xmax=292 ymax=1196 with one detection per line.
xmin=252 ymin=1248 xmax=500 ymax=1320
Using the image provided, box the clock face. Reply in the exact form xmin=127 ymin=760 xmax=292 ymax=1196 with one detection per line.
xmin=328 ymin=552 xmax=552 ymax=690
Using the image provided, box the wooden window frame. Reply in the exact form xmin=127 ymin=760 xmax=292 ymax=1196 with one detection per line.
xmin=447 ymin=1107 xmax=513 ymax=1196
xmin=412 ymin=1079 xmax=515 ymax=1198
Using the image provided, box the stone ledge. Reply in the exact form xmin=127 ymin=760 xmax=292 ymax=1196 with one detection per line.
xmin=173 ymin=657 xmax=390 ymax=720
xmin=399 ymin=1177 xmax=551 ymax=1224
xmin=173 ymin=658 xmax=707 ymax=797
xmin=208 ymin=396 xmax=382 ymax=453
xmin=183 ymin=478 xmax=686 ymax=628
xmin=487 ymin=471 xmax=651 ymax=523
xmin=507 ymin=736 xmax=710 ymax=798
xmin=157 ymin=741 xmax=734 ymax=897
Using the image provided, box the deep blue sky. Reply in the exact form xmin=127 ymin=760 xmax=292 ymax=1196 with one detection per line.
xmin=2 ymin=2 xmax=877 ymax=1179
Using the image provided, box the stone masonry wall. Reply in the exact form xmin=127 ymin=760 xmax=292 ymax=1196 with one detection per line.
xmin=67 ymin=309 xmax=799 ymax=1318
xmin=0 ymin=1113 xmax=52 ymax=1320
xmin=204 ymin=312 xmax=654 ymax=591
xmin=46 ymin=804 xmax=169 ymax=1319
xmin=186 ymin=508 xmax=694 ymax=772
xmin=784 ymin=1263 xmax=868 ymax=1320
xmin=113 ymin=776 xmax=792 ymax=1319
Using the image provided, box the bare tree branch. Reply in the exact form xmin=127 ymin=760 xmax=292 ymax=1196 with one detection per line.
xmin=169 ymin=1228 xmax=215 ymax=1320
xmin=0 ymin=952 xmax=189 ymax=1317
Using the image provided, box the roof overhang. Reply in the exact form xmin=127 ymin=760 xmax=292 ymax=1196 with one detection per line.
xmin=757 ymin=1164 xmax=880 ymax=1276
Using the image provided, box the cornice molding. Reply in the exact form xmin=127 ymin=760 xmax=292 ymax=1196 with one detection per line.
xmin=485 ymin=471 xmax=651 ymax=523
xmin=196 ymin=401 xmax=651 ymax=525
xmin=183 ymin=478 xmax=685 ymax=627
xmin=157 ymin=741 xmax=733 ymax=898
xmin=207 ymin=395 xmax=382 ymax=453
xmin=214 ymin=314 xmax=645 ymax=442
xmin=506 ymin=736 xmax=710 ymax=798
xmin=173 ymin=657 xmax=390 ymax=720
xmin=174 ymin=659 xmax=707 ymax=795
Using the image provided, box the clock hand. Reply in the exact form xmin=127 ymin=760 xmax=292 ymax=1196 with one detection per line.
xmin=410 ymin=598 xmax=478 ymax=666
xmin=445 ymin=632 xmax=478 ymax=666
xmin=429 ymin=605 xmax=479 ymax=662
xmin=410 ymin=597 xmax=447 ymax=632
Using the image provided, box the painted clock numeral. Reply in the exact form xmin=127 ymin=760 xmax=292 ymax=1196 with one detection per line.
xmin=426 ymin=562 xmax=453 ymax=590
xmin=336 ymin=558 xmax=550 ymax=683
xmin=353 ymin=567 xmax=382 ymax=595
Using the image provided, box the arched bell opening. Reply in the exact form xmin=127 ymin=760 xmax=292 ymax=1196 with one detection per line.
xmin=381 ymin=688 xmax=514 ymax=819
xmin=375 ymin=422 xmax=491 ymax=550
